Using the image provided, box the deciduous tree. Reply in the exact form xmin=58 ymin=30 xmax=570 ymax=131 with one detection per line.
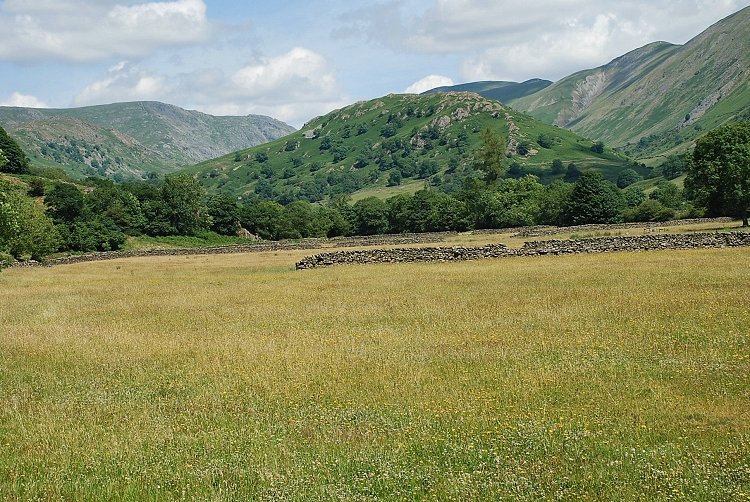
xmin=0 ymin=127 xmax=30 ymax=174
xmin=565 ymin=171 xmax=625 ymax=225
xmin=161 ymin=175 xmax=206 ymax=235
xmin=475 ymin=128 xmax=506 ymax=184
xmin=686 ymin=122 xmax=750 ymax=226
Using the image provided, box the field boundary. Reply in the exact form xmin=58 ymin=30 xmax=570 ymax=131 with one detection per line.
xmin=295 ymin=231 xmax=750 ymax=269
xmin=6 ymin=217 xmax=738 ymax=269
xmin=7 ymin=232 xmax=455 ymax=269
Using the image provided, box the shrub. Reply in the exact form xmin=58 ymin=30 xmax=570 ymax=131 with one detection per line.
xmin=623 ymin=199 xmax=675 ymax=222
xmin=537 ymin=133 xmax=554 ymax=149
xmin=617 ymin=168 xmax=643 ymax=188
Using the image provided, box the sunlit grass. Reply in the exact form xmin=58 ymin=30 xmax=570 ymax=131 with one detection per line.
xmin=1 ymin=248 xmax=749 ymax=500
xmin=122 ymin=230 xmax=256 ymax=250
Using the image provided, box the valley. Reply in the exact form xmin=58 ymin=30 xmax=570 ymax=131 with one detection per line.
xmin=1 ymin=3 xmax=749 ymax=500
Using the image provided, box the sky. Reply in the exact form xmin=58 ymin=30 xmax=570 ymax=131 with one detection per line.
xmin=0 ymin=0 xmax=748 ymax=128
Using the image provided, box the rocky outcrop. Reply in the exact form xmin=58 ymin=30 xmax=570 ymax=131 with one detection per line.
xmin=295 ymin=232 xmax=750 ymax=269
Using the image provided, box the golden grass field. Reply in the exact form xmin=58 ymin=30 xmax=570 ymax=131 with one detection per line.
xmin=1 ymin=244 xmax=749 ymax=500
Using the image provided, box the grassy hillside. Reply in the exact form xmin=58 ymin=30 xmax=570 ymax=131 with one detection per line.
xmin=423 ymin=79 xmax=553 ymax=104
xmin=512 ymin=6 xmax=750 ymax=158
xmin=10 ymin=117 xmax=170 ymax=180
xmin=1 ymin=246 xmax=748 ymax=499
xmin=185 ymin=92 xmax=636 ymax=202
xmin=0 ymin=102 xmax=294 ymax=180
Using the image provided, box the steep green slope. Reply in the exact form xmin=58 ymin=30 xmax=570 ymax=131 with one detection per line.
xmin=0 ymin=102 xmax=295 ymax=179
xmin=184 ymin=93 xmax=635 ymax=202
xmin=512 ymin=6 xmax=750 ymax=158
xmin=423 ymin=79 xmax=553 ymax=104
xmin=11 ymin=117 xmax=169 ymax=180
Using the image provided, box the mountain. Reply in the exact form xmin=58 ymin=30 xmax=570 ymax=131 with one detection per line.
xmin=510 ymin=6 xmax=750 ymax=159
xmin=183 ymin=92 xmax=636 ymax=202
xmin=423 ymin=79 xmax=553 ymax=104
xmin=0 ymin=101 xmax=295 ymax=180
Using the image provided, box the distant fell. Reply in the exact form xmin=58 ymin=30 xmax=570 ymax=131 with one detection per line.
xmin=0 ymin=101 xmax=295 ymax=180
xmin=511 ymin=6 xmax=750 ymax=158
xmin=423 ymin=79 xmax=553 ymax=104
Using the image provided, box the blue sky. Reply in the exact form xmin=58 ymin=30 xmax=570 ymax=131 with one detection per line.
xmin=1 ymin=0 xmax=748 ymax=127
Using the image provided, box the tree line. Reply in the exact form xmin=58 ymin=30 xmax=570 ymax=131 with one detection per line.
xmin=2 ymin=122 xmax=749 ymax=267
xmin=0 ymin=169 xmax=695 ymax=265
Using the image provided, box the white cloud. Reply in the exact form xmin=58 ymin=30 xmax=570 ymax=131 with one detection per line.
xmin=339 ymin=0 xmax=750 ymax=81
xmin=231 ymin=48 xmax=339 ymax=103
xmin=72 ymin=48 xmax=349 ymax=127
xmin=209 ymin=48 xmax=349 ymax=126
xmin=74 ymin=62 xmax=167 ymax=105
xmin=462 ymin=13 xmax=624 ymax=81
xmin=0 ymin=92 xmax=49 ymax=108
xmin=405 ymin=75 xmax=455 ymax=94
xmin=0 ymin=0 xmax=211 ymax=63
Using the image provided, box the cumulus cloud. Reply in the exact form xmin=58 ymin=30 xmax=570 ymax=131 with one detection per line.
xmin=74 ymin=61 xmax=167 ymax=105
xmin=0 ymin=0 xmax=211 ymax=63
xmin=72 ymin=48 xmax=349 ymax=127
xmin=338 ymin=0 xmax=750 ymax=81
xmin=231 ymin=48 xmax=339 ymax=103
xmin=0 ymin=92 xmax=49 ymax=108
xmin=462 ymin=13 xmax=628 ymax=81
xmin=405 ymin=75 xmax=455 ymax=94
xmin=220 ymin=47 xmax=348 ymax=125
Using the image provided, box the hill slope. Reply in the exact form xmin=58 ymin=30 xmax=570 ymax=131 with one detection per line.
xmin=0 ymin=102 xmax=295 ymax=179
xmin=511 ymin=6 xmax=750 ymax=158
xmin=184 ymin=92 xmax=636 ymax=202
xmin=423 ymin=79 xmax=553 ymax=104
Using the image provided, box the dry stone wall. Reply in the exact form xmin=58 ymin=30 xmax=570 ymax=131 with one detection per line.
xmin=296 ymin=244 xmax=510 ymax=269
xmin=8 ymin=232 xmax=455 ymax=269
xmin=7 ymin=218 xmax=742 ymax=270
xmin=510 ymin=218 xmax=734 ymax=238
xmin=295 ymin=232 xmax=750 ymax=269
xmin=9 ymin=241 xmax=325 ymax=269
xmin=331 ymin=232 xmax=454 ymax=248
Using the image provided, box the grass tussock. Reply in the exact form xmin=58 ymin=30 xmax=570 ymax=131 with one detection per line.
xmin=1 ymin=249 xmax=749 ymax=500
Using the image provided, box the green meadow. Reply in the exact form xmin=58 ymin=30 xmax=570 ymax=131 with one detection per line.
xmin=1 ymin=246 xmax=749 ymax=500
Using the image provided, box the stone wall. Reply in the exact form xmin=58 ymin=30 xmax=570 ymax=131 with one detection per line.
xmin=9 ymin=241 xmax=326 ymax=269
xmin=8 ymin=232 xmax=457 ymax=269
xmin=510 ymin=218 xmax=735 ymax=238
xmin=331 ymin=232 xmax=455 ymax=248
xmin=295 ymin=232 xmax=750 ymax=269
xmin=7 ymin=218 xmax=741 ymax=270
xmin=296 ymin=244 xmax=510 ymax=269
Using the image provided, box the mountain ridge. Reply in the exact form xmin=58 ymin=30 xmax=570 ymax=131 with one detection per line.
xmin=0 ymin=101 xmax=295 ymax=179
xmin=422 ymin=79 xmax=553 ymax=104
xmin=425 ymin=6 xmax=750 ymax=159
xmin=511 ymin=6 xmax=750 ymax=156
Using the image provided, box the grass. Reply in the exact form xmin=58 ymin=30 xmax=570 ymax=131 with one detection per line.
xmin=122 ymin=231 xmax=257 ymax=250
xmin=1 ymin=247 xmax=749 ymax=500
xmin=350 ymin=179 xmax=428 ymax=202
